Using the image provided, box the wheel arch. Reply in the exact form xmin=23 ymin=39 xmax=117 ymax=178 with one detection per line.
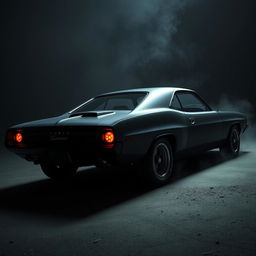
xmin=153 ymin=133 xmax=177 ymax=153
xmin=229 ymin=122 xmax=241 ymax=135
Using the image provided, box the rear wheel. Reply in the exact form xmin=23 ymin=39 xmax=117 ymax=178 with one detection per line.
xmin=40 ymin=163 xmax=77 ymax=180
xmin=143 ymin=138 xmax=174 ymax=186
xmin=220 ymin=126 xmax=240 ymax=158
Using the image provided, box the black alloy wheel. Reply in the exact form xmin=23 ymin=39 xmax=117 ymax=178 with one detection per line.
xmin=220 ymin=126 xmax=240 ymax=158
xmin=145 ymin=138 xmax=174 ymax=186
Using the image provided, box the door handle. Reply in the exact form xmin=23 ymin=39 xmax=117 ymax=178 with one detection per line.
xmin=189 ymin=118 xmax=196 ymax=125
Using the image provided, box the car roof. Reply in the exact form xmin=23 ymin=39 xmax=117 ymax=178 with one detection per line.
xmin=98 ymin=87 xmax=194 ymax=96
xmin=69 ymin=87 xmax=196 ymax=113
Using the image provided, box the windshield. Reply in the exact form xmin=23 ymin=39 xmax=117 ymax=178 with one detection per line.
xmin=72 ymin=92 xmax=147 ymax=113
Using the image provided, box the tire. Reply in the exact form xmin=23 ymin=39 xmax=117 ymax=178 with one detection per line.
xmin=220 ymin=126 xmax=240 ymax=158
xmin=143 ymin=138 xmax=174 ymax=186
xmin=40 ymin=163 xmax=77 ymax=180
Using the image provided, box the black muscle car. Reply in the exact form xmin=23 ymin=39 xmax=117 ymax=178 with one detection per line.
xmin=5 ymin=87 xmax=247 ymax=185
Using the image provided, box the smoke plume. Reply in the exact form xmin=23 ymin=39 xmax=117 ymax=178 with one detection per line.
xmin=55 ymin=0 xmax=198 ymax=97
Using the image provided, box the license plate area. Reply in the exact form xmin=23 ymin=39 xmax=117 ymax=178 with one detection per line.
xmin=46 ymin=151 xmax=71 ymax=165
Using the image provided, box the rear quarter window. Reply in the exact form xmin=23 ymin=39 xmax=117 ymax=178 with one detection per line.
xmin=170 ymin=94 xmax=182 ymax=110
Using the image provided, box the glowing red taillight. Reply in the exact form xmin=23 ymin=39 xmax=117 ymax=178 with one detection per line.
xmin=15 ymin=133 xmax=23 ymax=143
xmin=102 ymin=130 xmax=115 ymax=143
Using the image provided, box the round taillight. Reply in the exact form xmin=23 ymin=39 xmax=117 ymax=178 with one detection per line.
xmin=103 ymin=131 xmax=114 ymax=143
xmin=15 ymin=133 xmax=23 ymax=143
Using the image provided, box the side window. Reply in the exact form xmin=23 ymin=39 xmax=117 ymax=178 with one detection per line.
xmin=177 ymin=92 xmax=210 ymax=112
xmin=170 ymin=94 xmax=182 ymax=110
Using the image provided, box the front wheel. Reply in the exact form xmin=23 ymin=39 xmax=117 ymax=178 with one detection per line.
xmin=143 ymin=138 xmax=174 ymax=186
xmin=220 ymin=126 xmax=240 ymax=158
xmin=40 ymin=163 xmax=77 ymax=180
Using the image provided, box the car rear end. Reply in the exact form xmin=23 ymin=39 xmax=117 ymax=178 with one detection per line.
xmin=5 ymin=126 xmax=121 ymax=167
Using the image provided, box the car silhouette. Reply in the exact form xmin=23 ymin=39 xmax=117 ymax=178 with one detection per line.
xmin=5 ymin=87 xmax=247 ymax=185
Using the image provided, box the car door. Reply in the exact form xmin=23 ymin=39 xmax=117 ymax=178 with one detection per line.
xmin=174 ymin=91 xmax=223 ymax=149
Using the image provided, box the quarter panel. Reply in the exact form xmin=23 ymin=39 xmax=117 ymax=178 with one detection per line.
xmin=114 ymin=109 xmax=188 ymax=162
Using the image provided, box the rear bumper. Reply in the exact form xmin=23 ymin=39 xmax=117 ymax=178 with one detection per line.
xmin=6 ymin=142 xmax=123 ymax=166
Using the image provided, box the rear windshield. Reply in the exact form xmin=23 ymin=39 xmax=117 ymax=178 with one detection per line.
xmin=72 ymin=92 xmax=147 ymax=112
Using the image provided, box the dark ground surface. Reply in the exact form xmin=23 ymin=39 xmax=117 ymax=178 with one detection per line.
xmin=0 ymin=140 xmax=255 ymax=256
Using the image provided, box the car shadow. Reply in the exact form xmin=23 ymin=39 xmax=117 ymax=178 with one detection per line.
xmin=172 ymin=150 xmax=249 ymax=181
xmin=0 ymin=151 xmax=249 ymax=219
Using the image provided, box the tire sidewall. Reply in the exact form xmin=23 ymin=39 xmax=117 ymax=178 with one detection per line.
xmin=146 ymin=138 xmax=173 ymax=185
xmin=221 ymin=126 xmax=240 ymax=158
xmin=228 ymin=127 xmax=240 ymax=156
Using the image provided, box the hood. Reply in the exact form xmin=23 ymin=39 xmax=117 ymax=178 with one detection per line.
xmin=11 ymin=111 xmax=131 ymax=129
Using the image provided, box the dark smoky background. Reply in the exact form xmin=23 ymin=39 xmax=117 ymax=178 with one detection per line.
xmin=1 ymin=0 xmax=256 ymax=142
